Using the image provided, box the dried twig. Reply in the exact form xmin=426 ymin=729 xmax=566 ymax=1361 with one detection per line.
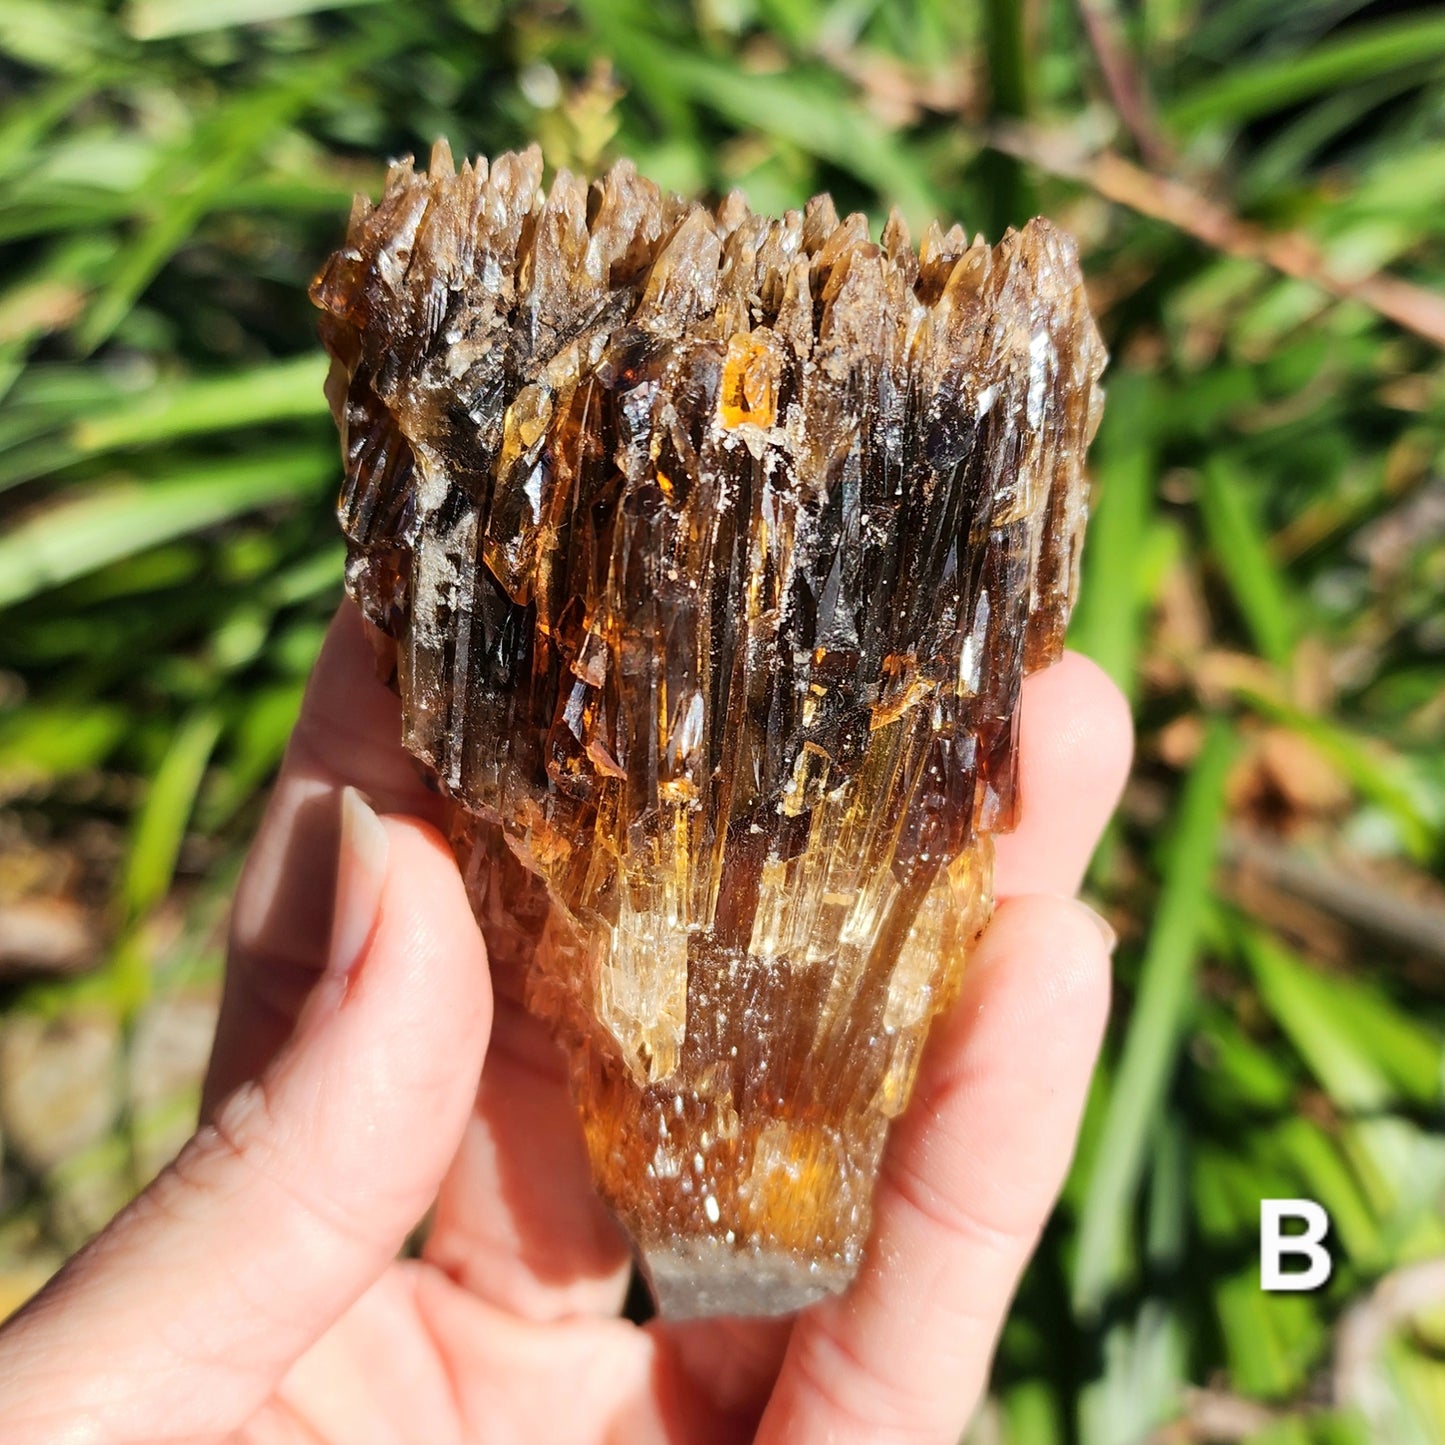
xmin=1145 ymin=1387 xmax=1282 ymax=1443
xmin=1073 ymin=0 xmax=1174 ymax=168
xmin=990 ymin=123 xmax=1445 ymax=351
xmin=1145 ymin=1257 xmax=1445 ymax=1445
xmin=1222 ymin=828 xmax=1445 ymax=966
xmin=1336 ymin=1257 xmax=1445 ymax=1435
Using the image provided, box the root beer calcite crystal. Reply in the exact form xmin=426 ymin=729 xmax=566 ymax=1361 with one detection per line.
xmin=312 ymin=141 xmax=1106 ymax=1317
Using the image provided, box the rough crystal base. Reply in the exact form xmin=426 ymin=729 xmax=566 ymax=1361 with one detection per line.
xmin=643 ymin=1243 xmax=851 ymax=1320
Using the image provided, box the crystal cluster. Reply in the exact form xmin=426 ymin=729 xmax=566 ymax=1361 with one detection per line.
xmin=311 ymin=141 xmax=1106 ymax=1317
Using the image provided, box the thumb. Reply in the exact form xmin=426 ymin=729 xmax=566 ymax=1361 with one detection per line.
xmin=0 ymin=791 xmax=491 ymax=1443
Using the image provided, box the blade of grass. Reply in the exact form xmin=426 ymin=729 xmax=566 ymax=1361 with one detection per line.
xmin=77 ymin=41 xmax=380 ymax=352
xmin=1241 ymin=70 xmax=1440 ymax=200
xmin=0 ymin=234 xmax=114 ymax=402
xmin=1270 ymin=1116 xmax=1385 ymax=1270
xmin=1195 ymin=1003 xmax=1296 ymax=1112
xmin=0 ymin=368 xmax=133 ymax=449
xmin=1239 ymin=924 xmax=1445 ymax=1228
xmin=1199 ymin=455 xmax=1298 ymax=672
xmin=201 ymin=680 xmax=306 ymax=829
xmin=0 ymin=703 xmax=127 ymax=791
xmin=265 ymin=543 xmax=345 ymax=607
xmin=980 ymin=0 xmax=1036 ymax=233
xmin=0 ymin=192 xmax=139 ymax=248
xmin=683 ymin=59 xmax=940 ymax=224
xmin=1213 ymin=1271 xmax=1318 ymax=1401
xmin=125 ymin=0 xmax=383 ymax=42
xmin=0 ymin=449 xmax=333 ymax=610
xmin=121 ymin=710 xmax=223 ymax=922
xmin=1193 ymin=1139 xmax=1325 ymax=1402
xmin=71 ymin=353 xmax=329 ymax=453
xmin=1001 ymin=1378 xmax=1065 ymax=1445
xmin=589 ymin=32 xmax=942 ymax=227
xmin=0 ymin=1 xmax=114 ymax=74
xmin=0 ymin=70 xmax=106 ymax=181
xmin=1069 ymin=368 xmax=1157 ymax=700
xmin=1168 ymin=16 xmax=1445 ymax=132
xmin=1073 ymin=720 xmax=1235 ymax=1316
xmin=1237 ymin=926 xmax=1440 ymax=1113
xmin=1079 ymin=1114 xmax=1190 ymax=1445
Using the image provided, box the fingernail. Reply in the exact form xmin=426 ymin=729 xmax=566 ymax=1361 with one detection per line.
xmin=329 ymin=787 xmax=390 ymax=977
xmin=1072 ymin=898 xmax=1117 ymax=954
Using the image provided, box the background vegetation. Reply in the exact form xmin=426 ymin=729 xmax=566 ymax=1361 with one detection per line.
xmin=1 ymin=1 xmax=1444 ymax=1441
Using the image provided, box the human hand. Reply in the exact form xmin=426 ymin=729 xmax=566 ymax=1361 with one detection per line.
xmin=0 ymin=601 xmax=1130 ymax=1445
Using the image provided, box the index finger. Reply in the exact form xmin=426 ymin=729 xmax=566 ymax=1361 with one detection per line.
xmin=995 ymin=651 xmax=1133 ymax=899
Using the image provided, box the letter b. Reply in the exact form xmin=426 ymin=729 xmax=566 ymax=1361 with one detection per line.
xmin=1260 ymin=1199 xmax=1332 ymax=1291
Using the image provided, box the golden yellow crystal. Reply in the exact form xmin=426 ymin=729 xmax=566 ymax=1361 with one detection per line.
xmin=311 ymin=141 xmax=1106 ymax=1317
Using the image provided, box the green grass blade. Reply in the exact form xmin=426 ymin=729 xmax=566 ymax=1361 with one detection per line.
xmin=1240 ymin=924 xmax=1445 ymax=1226
xmin=121 ymin=710 xmax=224 ymax=922
xmin=1168 ymin=16 xmax=1445 ymax=132
xmin=1001 ymin=1377 xmax=1065 ymax=1445
xmin=1199 ymin=456 xmax=1297 ymax=672
xmin=202 ymin=680 xmax=307 ymax=828
xmin=1239 ymin=927 xmax=1441 ymax=1112
xmin=0 ymin=1 xmax=114 ymax=73
xmin=978 ymin=0 xmax=1036 ymax=231
xmin=1079 ymin=1115 xmax=1190 ymax=1445
xmin=1215 ymin=1268 xmax=1321 ymax=1400
xmin=984 ymin=0 xmax=1030 ymax=119
xmin=0 ymin=703 xmax=127 ymax=791
xmin=0 ymin=450 xmax=332 ymax=609
xmin=1270 ymin=1116 xmax=1384 ymax=1270
xmin=0 ymin=70 xmax=104 ymax=179
xmin=1073 ymin=720 xmax=1235 ymax=1316
xmin=125 ymin=0 xmax=382 ymax=41
xmin=77 ymin=47 xmax=374 ymax=352
xmin=1069 ymin=369 xmax=1158 ymax=699
xmin=597 ymin=36 xmax=943 ymax=227
xmin=72 ymin=354 xmax=329 ymax=453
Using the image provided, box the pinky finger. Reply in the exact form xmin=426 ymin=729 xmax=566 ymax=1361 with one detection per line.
xmin=755 ymin=893 xmax=1113 ymax=1445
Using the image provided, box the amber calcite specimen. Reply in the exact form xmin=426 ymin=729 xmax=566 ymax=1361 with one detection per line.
xmin=311 ymin=141 xmax=1106 ymax=1317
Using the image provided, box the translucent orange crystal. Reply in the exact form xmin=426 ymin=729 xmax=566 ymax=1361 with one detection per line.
xmin=311 ymin=141 xmax=1106 ymax=1317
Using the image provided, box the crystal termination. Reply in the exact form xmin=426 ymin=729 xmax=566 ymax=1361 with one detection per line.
xmin=312 ymin=141 xmax=1106 ymax=1318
